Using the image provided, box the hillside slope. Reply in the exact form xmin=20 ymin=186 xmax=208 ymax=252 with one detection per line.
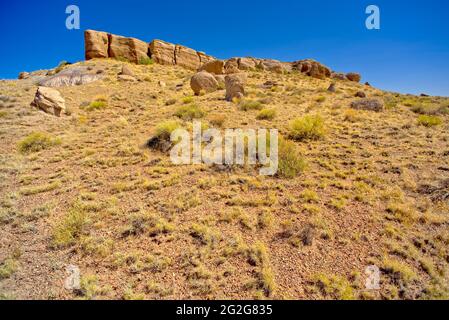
xmin=0 ymin=57 xmax=448 ymax=300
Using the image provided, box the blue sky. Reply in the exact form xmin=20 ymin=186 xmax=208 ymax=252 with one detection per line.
xmin=1 ymin=0 xmax=448 ymax=96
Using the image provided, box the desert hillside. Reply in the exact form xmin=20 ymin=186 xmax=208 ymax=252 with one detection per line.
xmin=0 ymin=31 xmax=448 ymax=300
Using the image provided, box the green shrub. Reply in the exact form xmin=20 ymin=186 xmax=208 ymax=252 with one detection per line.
xmin=18 ymin=132 xmax=61 ymax=154
xmin=289 ymin=115 xmax=325 ymax=141
xmin=139 ymin=57 xmax=154 ymax=65
xmin=277 ymin=138 xmax=307 ymax=179
xmin=174 ymin=104 xmax=205 ymax=120
xmin=0 ymin=258 xmax=18 ymax=280
xmin=86 ymin=99 xmax=107 ymax=112
xmin=182 ymin=96 xmax=194 ymax=104
xmin=52 ymin=203 xmax=89 ymax=248
xmin=417 ymin=115 xmax=442 ymax=127
xmin=257 ymin=108 xmax=276 ymax=120
xmin=239 ymin=99 xmax=264 ymax=111
xmin=154 ymin=121 xmax=181 ymax=140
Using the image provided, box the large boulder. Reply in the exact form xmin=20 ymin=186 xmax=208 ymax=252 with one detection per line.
xmin=108 ymin=34 xmax=149 ymax=64
xmin=190 ymin=71 xmax=219 ymax=95
xmin=175 ymin=45 xmax=201 ymax=70
xmin=238 ymin=58 xmax=257 ymax=71
xmin=199 ymin=60 xmax=224 ymax=74
xmin=258 ymin=59 xmax=286 ymax=74
xmin=31 ymin=87 xmax=66 ymax=116
xmin=224 ymin=58 xmax=240 ymax=74
xmin=149 ymin=40 xmax=176 ymax=65
xmin=225 ymin=73 xmax=247 ymax=101
xmin=38 ymin=67 xmax=101 ymax=87
xmin=351 ymin=99 xmax=384 ymax=112
xmin=292 ymin=59 xmax=331 ymax=79
xmin=85 ymin=30 xmax=109 ymax=60
xmin=346 ymin=73 xmax=361 ymax=82
xmin=331 ymin=72 xmax=346 ymax=80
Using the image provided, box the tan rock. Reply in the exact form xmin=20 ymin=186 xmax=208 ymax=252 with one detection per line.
xmin=149 ymin=40 xmax=176 ymax=65
xmin=108 ymin=34 xmax=149 ymax=64
xmin=214 ymin=75 xmax=226 ymax=88
xmin=175 ymin=45 xmax=201 ymax=70
xmin=351 ymin=99 xmax=384 ymax=112
xmin=85 ymin=30 xmax=109 ymax=60
xmin=199 ymin=60 xmax=225 ymax=74
xmin=190 ymin=71 xmax=218 ymax=95
xmin=118 ymin=75 xmax=137 ymax=82
xmin=259 ymin=59 xmax=286 ymax=74
xmin=224 ymin=58 xmax=240 ymax=74
xmin=197 ymin=52 xmax=215 ymax=65
xmin=346 ymin=73 xmax=361 ymax=82
xmin=238 ymin=58 xmax=257 ymax=70
xmin=225 ymin=73 xmax=247 ymax=101
xmin=292 ymin=59 xmax=331 ymax=79
xmin=31 ymin=87 xmax=66 ymax=117
xmin=18 ymin=72 xmax=30 ymax=80
xmin=120 ymin=64 xmax=134 ymax=76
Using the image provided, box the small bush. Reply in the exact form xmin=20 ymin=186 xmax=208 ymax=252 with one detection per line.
xmin=316 ymin=96 xmax=326 ymax=103
xmin=417 ymin=115 xmax=442 ymax=127
xmin=182 ymin=96 xmax=194 ymax=104
xmin=0 ymin=258 xmax=18 ymax=280
xmin=289 ymin=115 xmax=325 ymax=141
xmin=154 ymin=121 xmax=181 ymax=140
xmin=239 ymin=99 xmax=264 ymax=111
xmin=174 ymin=104 xmax=205 ymax=120
xmin=18 ymin=132 xmax=61 ymax=154
xmin=0 ymin=111 xmax=7 ymax=118
xmin=257 ymin=108 xmax=276 ymax=120
xmin=277 ymin=138 xmax=307 ymax=179
xmin=139 ymin=57 xmax=154 ymax=65
xmin=52 ymin=203 xmax=89 ymax=248
xmin=86 ymin=99 xmax=107 ymax=112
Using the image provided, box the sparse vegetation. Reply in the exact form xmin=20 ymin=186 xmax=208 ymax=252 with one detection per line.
xmin=174 ymin=104 xmax=205 ymax=120
xmin=18 ymin=132 xmax=61 ymax=154
xmin=277 ymin=138 xmax=307 ymax=178
xmin=256 ymin=108 xmax=276 ymax=120
xmin=417 ymin=115 xmax=442 ymax=127
xmin=289 ymin=115 xmax=325 ymax=141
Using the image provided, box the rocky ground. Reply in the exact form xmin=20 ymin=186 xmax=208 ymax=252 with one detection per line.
xmin=0 ymin=57 xmax=448 ymax=300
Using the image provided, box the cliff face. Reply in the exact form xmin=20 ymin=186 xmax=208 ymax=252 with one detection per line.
xmin=84 ymin=30 xmax=214 ymax=70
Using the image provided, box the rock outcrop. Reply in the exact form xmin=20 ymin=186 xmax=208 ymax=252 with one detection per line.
xmin=190 ymin=71 xmax=219 ymax=95
xmin=199 ymin=60 xmax=225 ymax=74
xmin=83 ymin=30 xmax=363 ymax=82
xmin=292 ymin=59 xmax=331 ymax=79
xmin=85 ymin=30 xmax=109 ymax=60
xmin=38 ymin=67 xmax=101 ymax=87
xmin=175 ymin=45 xmax=201 ymax=70
xmin=149 ymin=40 xmax=176 ymax=65
xmin=108 ymin=34 xmax=149 ymax=64
xmin=31 ymin=87 xmax=66 ymax=116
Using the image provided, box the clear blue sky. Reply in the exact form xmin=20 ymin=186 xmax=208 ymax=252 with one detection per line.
xmin=1 ymin=0 xmax=448 ymax=96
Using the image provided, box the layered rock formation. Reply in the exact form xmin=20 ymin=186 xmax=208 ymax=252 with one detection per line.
xmin=84 ymin=30 xmax=362 ymax=81
xmin=85 ymin=30 xmax=214 ymax=71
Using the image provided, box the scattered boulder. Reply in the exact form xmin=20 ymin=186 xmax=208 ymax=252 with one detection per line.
xmin=149 ymin=40 xmax=176 ymax=65
xmin=118 ymin=75 xmax=137 ymax=82
xmin=175 ymin=45 xmax=201 ymax=70
xmin=190 ymin=71 xmax=219 ymax=95
xmin=346 ymin=72 xmax=361 ymax=82
xmin=365 ymin=82 xmax=371 ymax=87
xmin=120 ymin=64 xmax=134 ymax=77
xmin=18 ymin=72 xmax=30 ymax=80
xmin=199 ymin=60 xmax=225 ymax=74
xmin=108 ymin=34 xmax=149 ymax=64
xmin=85 ymin=30 xmax=109 ymax=60
xmin=331 ymin=72 xmax=346 ymax=80
xmin=158 ymin=80 xmax=166 ymax=88
xmin=292 ymin=59 xmax=331 ymax=79
xmin=351 ymin=99 xmax=384 ymax=112
xmin=225 ymin=73 xmax=247 ymax=101
xmin=420 ymin=93 xmax=429 ymax=97
xmin=261 ymin=80 xmax=278 ymax=90
xmin=327 ymin=83 xmax=336 ymax=93
xmin=38 ymin=67 xmax=102 ymax=87
xmin=355 ymin=91 xmax=366 ymax=98
xmin=31 ymin=87 xmax=66 ymax=116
